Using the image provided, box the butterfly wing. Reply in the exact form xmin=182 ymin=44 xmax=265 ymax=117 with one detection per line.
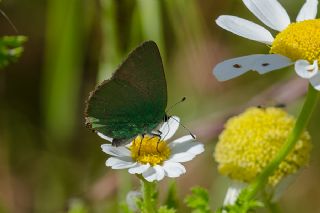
xmin=213 ymin=54 xmax=292 ymax=81
xmin=85 ymin=41 xmax=167 ymax=144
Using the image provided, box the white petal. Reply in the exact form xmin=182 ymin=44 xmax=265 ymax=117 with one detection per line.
xmin=216 ymin=15 xmax=274 ymax=44
xmin=142 ymin=167 xmax=157 ymax=182
xmin=163 ymin=161 xmax=186 ymax=177
xmin=153 ymin=165 xmax=165 ymax=181
xmin=253 ymin=54 xmax=292 ymax=74
xmin=223 ymin=182 xmax=247 ymax=205
xmin=142 ymin=166 xmax=165 ymax=182
xmin=169 ymin=139 xmax=204 ymax=163
xmin=97 ymin=132 xmax=113 ymax=142
xmin=243 ymin=0 xmax=290 ymax=31
xmin=101 ymin=144 xmax=131 ymax=157
xmin=295 ymin=60 xmax=318 ymax=79
xmin=296 ymin=0 xmax=318 ymax=22
xmin=171 ymin=139 xmax=204 ymax=154
xmin=159 ymin=116 xmax=180 ymax=141
xmin=213 ymin=54 xmax=292 ymax=81
xmin=106 ymin=157 xmax=136 ymax=169
xmin=170 ymin=147 xmax=204 ymax=163
xmin=169 ymin=153 xmax=195 ymax=163
xmin=310 ymin=72 xmax=320 ymax=91
xmin=170 ymin=135 xmax=195 ymax=146
xmin=128 ymin=163 xmax=150 ymax=174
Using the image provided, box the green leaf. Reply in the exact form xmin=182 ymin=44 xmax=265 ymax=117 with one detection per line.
xmin=184 ymin=187 xmax=211 ymax=213
xmin=158 ymin=206 xmax=176 ymax=213
xmin=0 ymin=35 xmax=27 ymax=69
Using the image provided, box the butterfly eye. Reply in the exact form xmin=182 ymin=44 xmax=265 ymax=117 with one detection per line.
xmin=233 ymin=64 xmax=242 ymax=68
xmin=262 ymin=63 xmax=270 ymax=67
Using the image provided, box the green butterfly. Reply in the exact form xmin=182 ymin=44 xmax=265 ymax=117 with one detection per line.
xmin=85 ymin=41 xmax=168 ymax=146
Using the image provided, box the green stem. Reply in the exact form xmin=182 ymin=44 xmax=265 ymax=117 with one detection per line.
xmin=141 ymin=178 xmax=157 ymax=213
xmin=242 ymin=84 xmax=319 ymax=200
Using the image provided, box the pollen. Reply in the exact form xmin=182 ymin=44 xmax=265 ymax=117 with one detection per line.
xmin=130 ymin=135 xmax=171 ymax=166
xmin=270 ymin=19 xmax=320 ymax=62
xmin=214 ymin=107 xmax=312 ymax=186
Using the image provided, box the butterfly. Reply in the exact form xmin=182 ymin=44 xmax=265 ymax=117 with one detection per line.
xmin=85 ymin=41 xmax=168 ymax=147
xmin=213 ymin=54 xmax=293 ymax=81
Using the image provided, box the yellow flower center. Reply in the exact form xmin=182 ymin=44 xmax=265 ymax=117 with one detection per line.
xmin=271 ymin=19 xmax=320 ymax=62
xmin=130 ymin=135 xmax=171 ymax=166
xmin=214 ymin=107 xmax=312 ymax=186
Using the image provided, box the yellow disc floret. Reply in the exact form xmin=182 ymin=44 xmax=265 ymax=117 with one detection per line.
xmin=130 ymin=135 xmax=171 ymax=166
xmin=214 ymin=107 xmax=312 ymax=186
xmin=271 ymin=19 xmax=320 ymax=62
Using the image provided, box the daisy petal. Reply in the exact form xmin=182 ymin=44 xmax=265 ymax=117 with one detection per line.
xmin=253 ymin=54 xmax=292 ymax=74
xmin=128 ymin=163 xmax=150 ymax=174
xmin=153 ymin=165 xmax=165 ymax=181
xmin=106 ymin=157 xmax=136 ymax=169
xmin=142 ymin=167 xmax=157 ymax=182
xmin=172 ymin=140 xmax=204 ymax=154
xmin=214 ymin=55 xmax=254 ymax=81
xmin=170 ymin=140 xmax=204 ymax=163
xmin=243 ymin=0 xmax=290 ymax=31
xmin=310 ymin=72 xmax=320 ymax=91
xmin=296 ymin=0 xmax=318 ymax=22
xmin=223 ymin=182 xmax=247 ymax=205
xmin=213 ymin=54 xmax=291 ymax=81
xmin=170 ymin=135 xmax=195 ymax=146
xmin=295 ymin=60 xmax=318 ymax=79
xmin=159 ymin=116 xmax=180 ymax=141
xmin=163 ymin=162 xmax=186 ymax=177
xmin=216 ymin=15 xmax=274 ymax=44
xmin=101 ymin=144 xmax=131 ymax=157
xmin=97 ymin=132 xmax=113 ymax=142
xmin=142 ymin=166 xmax=165 ymax=182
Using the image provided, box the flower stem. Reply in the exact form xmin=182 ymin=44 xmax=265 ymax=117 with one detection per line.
xmin=141 ymin=178 xmax=157 ymax=213
xmin=241 ymin=84 xmax=319 ymax=200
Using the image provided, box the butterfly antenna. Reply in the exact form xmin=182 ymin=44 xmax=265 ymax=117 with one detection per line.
xmin=0 ymin=9 xmax=18 ymax=33
xmin=169 ymin=116 xmax=196 ymax=139
xmin=165 ymin=97 xmax=186 ymax=115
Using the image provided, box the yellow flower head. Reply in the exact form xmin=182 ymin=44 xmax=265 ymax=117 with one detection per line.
xmin=214 ymin=107 xmax=312 ymax=186
xmin=271 ymin=19 xmax=320 ymax=62
xmin=130 ymin=135 xmax=171 ymax=166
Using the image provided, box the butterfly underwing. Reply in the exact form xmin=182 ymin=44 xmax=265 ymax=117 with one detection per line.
xmin=85 ymin=41 xmax=167 ymax=146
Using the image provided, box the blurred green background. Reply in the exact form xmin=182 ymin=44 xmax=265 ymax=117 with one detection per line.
xmin=1 ymin=0 xmax=320 ymax=212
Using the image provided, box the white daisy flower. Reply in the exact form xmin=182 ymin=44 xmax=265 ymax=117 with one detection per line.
xmin=99 ymin=116 xmax=205 ymax=182
xmin=213 ymin=0 xmax=320 ymax=91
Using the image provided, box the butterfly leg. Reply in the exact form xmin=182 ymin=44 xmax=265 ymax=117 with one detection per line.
xmin=138 ymin=134 xmax=145 ymax=156
xmin=150 ymin=130 xmax=162 ymax=153
xmin=156 ymin=136 xmax=162 ymax=153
